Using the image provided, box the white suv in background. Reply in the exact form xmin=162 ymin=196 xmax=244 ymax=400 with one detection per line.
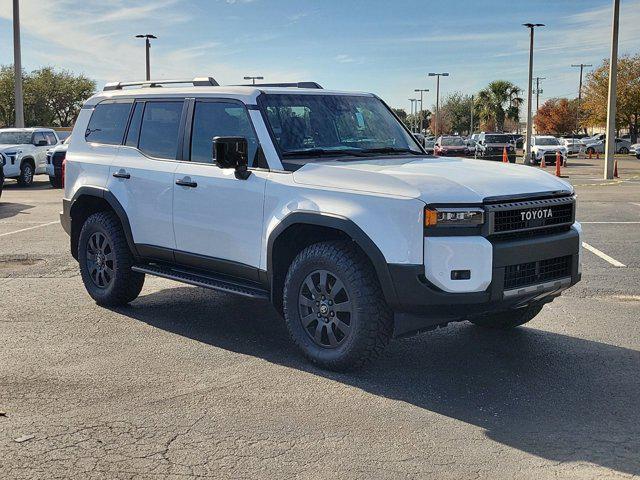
xmin=60 ymin=78 xmax=582 ymax=370
xmin=530 ymin=135 xmax=568 ymax=166
xmin=0 ymin=128 xmax=60 ymax=186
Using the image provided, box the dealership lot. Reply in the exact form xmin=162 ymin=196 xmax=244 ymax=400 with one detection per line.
xmin=1 ymin=157 xmax=639 ymax=479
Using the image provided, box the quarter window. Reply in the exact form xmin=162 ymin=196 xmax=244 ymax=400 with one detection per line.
xmin=85 ymin=102 xmax=133 ymax=145
xmin=138 ymin=101 xmax=184 ymax=159
xmin=190 ymin=101 xmax=258 ymax=164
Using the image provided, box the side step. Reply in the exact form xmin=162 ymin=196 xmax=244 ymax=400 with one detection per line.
xmin=132 ymin=263 xmax=269 ymax=300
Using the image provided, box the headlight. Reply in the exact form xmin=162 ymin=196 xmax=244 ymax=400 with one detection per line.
xmin=425 ymin=207 xmax=485 ymax=227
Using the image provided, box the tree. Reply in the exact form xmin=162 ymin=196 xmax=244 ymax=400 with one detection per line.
xmin=438 ymin=92 xmax=474 ymax=135
xmin=406 ymin=109 xmax=431 ymax=133
xmin=534 ymin=98 xmax=578 ymax=135
xmin=391 ymin=108 xmax=407 ymax=123
xmin=0 ymin=65 xmax=96 ymax=128
xmin=474 ymin=80 xmax=523 ymax=132
xmin=582 ymin=54 xmax=640 ymax=142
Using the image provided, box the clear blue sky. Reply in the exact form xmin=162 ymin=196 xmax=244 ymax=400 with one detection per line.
xmin=0 ymin=0 xmax=639 ymax=111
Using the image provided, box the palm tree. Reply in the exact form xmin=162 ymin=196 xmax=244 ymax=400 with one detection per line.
xmin=475 ymin=81 xmax=523 ymax=131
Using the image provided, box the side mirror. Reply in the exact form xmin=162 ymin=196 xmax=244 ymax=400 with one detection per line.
xmin=36 ymin=139 xmax=48 ymax=147
xmin=213 ymin=136 xmax=251 ymax=180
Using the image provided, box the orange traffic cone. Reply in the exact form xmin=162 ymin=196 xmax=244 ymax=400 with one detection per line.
xmin=614 ymin=160 xmax=619 ymax=178
xmin=540 ymin=156 xmax=546 ymax=168
xmin=502 ymin=147 xmax=508 ymax=163
xmin=596 ymin=151 xmax=600 ymax=159
xmin=555 ymin=151 xmax=562 ymax=177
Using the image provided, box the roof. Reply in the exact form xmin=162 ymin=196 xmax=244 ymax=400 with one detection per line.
xmin=0 ymin=127 xmax=55 ymax=132
xmin=84 ymin=85 xmax=374 ymax=108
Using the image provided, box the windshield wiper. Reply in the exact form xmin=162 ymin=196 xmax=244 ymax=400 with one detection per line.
xmin=282 ymin=148 xmax=368 ymax=158
xmin=358 ymin=147 xmax=424 ymax=155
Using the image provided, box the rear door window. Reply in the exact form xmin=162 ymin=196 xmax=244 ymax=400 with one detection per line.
xmin=137 ymin=101 xmax=184 ymax=159
xmin=85 ymin=102 xmax=133 ymax=145
xmin=44 ymin=131 xmax=58 ymax=145
xmin=32 ymin=132 xmax=46 ymax=145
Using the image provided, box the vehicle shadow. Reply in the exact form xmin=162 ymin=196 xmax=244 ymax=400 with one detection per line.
xmin=2 ymin=177 xmax=52 ymax=191
xmin=0 ymin=202 xmax=35 ymax=220
xmin=118 ymin=286 xmax=640 ymax=476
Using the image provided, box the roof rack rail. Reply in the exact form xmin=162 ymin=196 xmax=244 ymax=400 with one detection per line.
xmin=234 ymin=82 xmax=323 ymax=89
xmin=103 ymin=77 xmax=219 ymax=91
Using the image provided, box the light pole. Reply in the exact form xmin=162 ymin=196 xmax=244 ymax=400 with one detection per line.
xmin=571 ymin=63 xmax=592 ymax=137
xmin=523 ymin=23 xmax=544 ymax=165
xmin=135 ymin=34 xmax=157 ymax=81
xmin=470 ymin=94 xmax=474 ymax=135
xmin=604 ymin=0 xmax=620 ymax=180
xmin=12 ymin=0 xmax=24 ymax=128
xmin=414 ymin=88 xmax=429 ymax=133
xmin=244 ymin=76 xmax=264 ymax=85
xmin=428 ymin=72 xmax=449 ymax=138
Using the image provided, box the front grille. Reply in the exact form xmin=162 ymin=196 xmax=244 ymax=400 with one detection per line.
xmin=504 ymin=255 xmax=572 ymax=290
xmin=494 ymin=225 xmax=571 ymax=241
xmin=488 ymin=195 xmax=575 ymax=237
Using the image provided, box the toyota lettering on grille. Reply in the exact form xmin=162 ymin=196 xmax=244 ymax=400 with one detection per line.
xmin=520 ymin=208 xmax=553 ymax=221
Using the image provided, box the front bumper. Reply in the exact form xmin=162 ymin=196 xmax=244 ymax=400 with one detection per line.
xmin=390 ymin=228 xmax=581 ymax=337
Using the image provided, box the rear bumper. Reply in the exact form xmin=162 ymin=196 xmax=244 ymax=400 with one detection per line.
xmin=390 ymin=228 xmax=581 ymax=337
xmin=60 ymin=198 xmax=71 ymax=235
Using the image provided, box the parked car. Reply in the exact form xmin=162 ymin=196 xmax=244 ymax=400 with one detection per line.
xmin=61 ymin=77 xmax=581 ymax=370
xmin=475 ymin=132 xmax=516 ymax=162
xmin=530 ymin=136 xmax=568 ymax=165
xmin=423 ymin=139 xmax=435 ymax=155
xmin=629 ymin=143 xmax=640 ymax=156
xmin=507 ymin=134 xmax=524 ymax=149
xmin=560 ymin=137 xmax=584 ymax=155
xmin=434 ymin=136 xmax=469 ymax=156
xmin=0 ymin=128 xmax=60 ymax=186
xmin=0 ymin=154 xmax=4 ymax=199
xmin=46 ymin=136 xmax=70 ymax=188
xmin=584 ymin=138 xmax=631 ymax=155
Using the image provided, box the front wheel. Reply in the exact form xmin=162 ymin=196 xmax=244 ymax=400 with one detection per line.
xmin=78 ymin=211 xmax=145 ymax=306
xmin=619 ymin=147 xmax=629 ymax=154
xmin=586 ymin=147 xmax=595 ymax=155
xmin=468 ymin=304 xmax=543 ymax=329
xmin=17 ymin=162 xmax=34 ymax=186
xmin=282 ymin=241 xmax=393 ymax=371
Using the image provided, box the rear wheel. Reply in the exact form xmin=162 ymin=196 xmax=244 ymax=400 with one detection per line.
xmin=49 ymin=176 xmax=63 ymax=188
xmin=282 ymin=241 xmax=393 ymax=371
xmin=17 ymin=162 xmax=34 ymax=186
xmin=586 ymin=147 xmax=595 ymax=155
xmin=619 ymin=147 xmax=629 ymax=154
xmin=78 ymin=211 xmax=145 ymax=306
xmin=468 ymin=304 xmax=543 ymax=329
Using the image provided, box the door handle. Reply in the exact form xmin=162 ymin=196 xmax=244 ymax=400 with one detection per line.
xmin=112 ymin=170 xmax=131 ymax=179
xmin=176 ymin=177 xmax=197 ymax=188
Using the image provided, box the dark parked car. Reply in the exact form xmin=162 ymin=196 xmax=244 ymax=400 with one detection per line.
xmin=475 ymin=132 xmax=516 ymax=162
xmin=0 ymin=154 xmax=4 ymax=198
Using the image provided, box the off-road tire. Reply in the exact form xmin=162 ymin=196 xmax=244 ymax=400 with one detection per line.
xmin=468 ymin=304 xmax=543 ymax=329
xmin=282 ymin=241 xmax=393 ymax=371
xmin=78 ymin=211 xmax=144 ymax=306
xmin=17 ymin=162 xmax=34 ymax=186
xmin=49 ymin=176 xmax=63 ymax=188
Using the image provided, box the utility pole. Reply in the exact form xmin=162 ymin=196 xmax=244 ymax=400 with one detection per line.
xmin=414 ymin=88 xmax=429 ymax=133
xmin=135 ymin=34 xmax=157 ymax=81
xmin=571 ymin=63 xmax=592 ymax=137
xmin=13 ymin=0 xmax=24 ymax=128
xmin=470 ymin=95 xmax=474 ymax=135
xmin=533 ymin=76 xmax=545 ymax=113
xmin=244 ymin=76 xmax=264 ymax=85
xmin=604 ymin=0 xmax=620 ymax=180
xmin=523 ymin=23 xmax=544 ymax=165
xmin=428 ymin=72 xmax=449 ymax=138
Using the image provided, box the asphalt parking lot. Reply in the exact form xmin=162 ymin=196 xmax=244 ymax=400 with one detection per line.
xmin=1 ymin=156 xmax=639 ymax=479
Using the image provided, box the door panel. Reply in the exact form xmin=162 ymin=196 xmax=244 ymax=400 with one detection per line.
xmin=173 ymin=164 xmax=266 ymax=271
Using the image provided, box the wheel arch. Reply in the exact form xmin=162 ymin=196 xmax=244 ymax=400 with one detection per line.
xmin=20 ymin=156 xmax=35 ymax=168
xmin=267 ymin=212 xmax=399 ymax=313
xmin=68 ymin=186 xmax=138 ymax=260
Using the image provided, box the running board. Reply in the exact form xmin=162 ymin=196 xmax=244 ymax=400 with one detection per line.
xmin=132 ymin=264 xmax=269 ymax=299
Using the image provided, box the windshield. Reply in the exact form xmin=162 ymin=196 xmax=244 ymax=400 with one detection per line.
xmin=261 ymin=93 xmax=422 ymax=169
xmin=0 ymin=131 xmax=31 ymax=145
xmin=485 ymin=135 xmax=511 ymax=143
xmin=440 ymin=137 xmax=465 ymax=146
xmin=535 ymin=137 xmax=559 ymax=146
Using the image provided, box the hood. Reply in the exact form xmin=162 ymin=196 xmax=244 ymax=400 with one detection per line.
xmin=292 ymin=156 xmax=573 ymax=204
xmin=0 ymin=144 xmax=24 ymax=152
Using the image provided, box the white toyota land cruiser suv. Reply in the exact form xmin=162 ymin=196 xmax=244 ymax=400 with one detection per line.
xmin=0 ymin=128 xmax=60 ymax=186
xmin=60 ymin=78 xmax=582 ymax=370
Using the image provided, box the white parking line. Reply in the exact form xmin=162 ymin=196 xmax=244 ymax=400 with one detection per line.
xmin=0 ymin=221 xmax=59 ymax=238
xmin=582 ymin=242 xmax=626 ymax=267
xmin=630 ymin=202 xmax=640 ymax=208
xmin=580 ymin=221 xmax=640 ymax=224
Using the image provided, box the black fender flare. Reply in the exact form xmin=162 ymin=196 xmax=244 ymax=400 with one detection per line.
xmin=69 ymin=186 xmax=139 ymax=258
xmin=19 ymin=156 xmax=35 ymax=168
xmin=266 ymin=212 xmax=399 ymax=307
